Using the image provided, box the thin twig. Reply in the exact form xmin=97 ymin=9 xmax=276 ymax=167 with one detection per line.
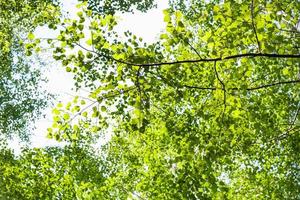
xmin=276 ymin=102 xmax=300 ymax=141
xmin=214 ymin=62 xmax=225 ymax=89
xmin=182 ymin=85 xmax=218 ymax=90
xmin=186 ymin=40 xmax=202 ymax=59
xmin=291 ymin=102 xmax=300 ymax=125
xmin=136 ymin=66 xmax=143 ymax=117
xmin=61 ymin=100 xmax=98 ymax=141
xmin=136 ymin=66 xmax=142 ymax=96
xmin=150 ymin=69 xmax=300 ymax=91
xmin=63 ymin=101 xmax=97 ymax=128
xmin=251 ymin=0 xmax=261 ymax=52
xmin=263 ymin=101 xmax=300 ymax=150
xmin=245 ymin=80 xmax=300 ymax=90
xmin=142 ymin=90 xmax=168 ymax=115
xmin=213 ymin=61 xmax=226 ymax=121
xmin=63 ymin=92 xmax=97 ymax=102
xmin=57 ymin=87 xmax=136 ymax=140
xmin=148 ymin=70 xmax=178 ymax=88
xmin=279 ymin=29 xmax=300 ymax=34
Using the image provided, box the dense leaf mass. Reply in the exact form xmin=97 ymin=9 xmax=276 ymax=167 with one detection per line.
xmin=1 ymin=0 xmax=300 ymax=199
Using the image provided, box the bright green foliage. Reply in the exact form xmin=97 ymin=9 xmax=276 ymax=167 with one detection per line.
xmin=46 ymin=0 xmax=300 ymax=199
xmin=0 ymin=146 xmax=107 ymax=199
xmin=2 ymin=0 xmax=300 ymax=199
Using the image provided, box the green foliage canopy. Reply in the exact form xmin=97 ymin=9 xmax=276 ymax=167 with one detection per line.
xmin=1 ymin=0 xmax=300 ymax=199
xmin=47 ymin=0 xmax=300 ymax=198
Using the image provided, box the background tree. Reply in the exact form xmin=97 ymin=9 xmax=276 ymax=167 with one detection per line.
xmin=0 ymin=0 xmax=60 ymax=141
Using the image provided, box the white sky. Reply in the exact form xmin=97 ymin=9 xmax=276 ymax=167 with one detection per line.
xmin=8 ymin=0 xmax=169 ymax=153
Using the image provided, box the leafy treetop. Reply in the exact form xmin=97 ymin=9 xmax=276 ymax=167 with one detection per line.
xmin=1 ymin=0 xmax=300 ymax=199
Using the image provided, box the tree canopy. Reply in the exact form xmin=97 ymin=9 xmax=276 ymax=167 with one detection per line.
xmin=1 ymin=0 xmax=300 ymax=199
xmin=0 ymin=0 xmax=60 ymax=140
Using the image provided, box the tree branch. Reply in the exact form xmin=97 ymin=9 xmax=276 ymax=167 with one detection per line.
xmin=245 ymin=80 xmax=300 ymax=90
xmin=214 ymin=61 xmax=225 ymax=90
xmin=57 ymin=87 xmax=136 ymax=141
xmin=150 ymin=67 xmax=300 ymax=92
xmin=74 ymin=42 xmax=300 ymax=67
xmin=182 ymin=80 xmax=300 ymax=91
xmin=88 ymin=50 xmax=300 ymax=67
xmin=186 ymin=40 xmax=202 ymax=59
xmin=251 ymin=0 xmax=261 ymax=52
xmin=213 ymin=61 xmax=226 ymax=120
xmin=275 ymin=102 xmax=300 ymax=141
xmin=182 ymin=85 xmax=218 ymax=90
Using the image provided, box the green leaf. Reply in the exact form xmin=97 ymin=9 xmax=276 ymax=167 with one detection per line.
xmin=27 ymin=32 xmax=35 ymax=40
xmin=101 ymin=106 xmax=107 ymax=112
xmin=66 ymin=67 xmax=72 ymax=72
xmin=63 ymin=113 xmax=70 ymax=120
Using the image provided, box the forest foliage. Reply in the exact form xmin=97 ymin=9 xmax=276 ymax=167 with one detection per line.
xmin=0 ymin=0 xmax=60 ymax=140
xmin=0 ymin=0 xmax=300 ymax=199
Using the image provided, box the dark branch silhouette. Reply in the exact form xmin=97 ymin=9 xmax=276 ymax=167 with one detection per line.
xmin=74 ymin=42 xmax=300 ymax=67
xmin=213 ymin=61 xmax=226 ymax=120
xmin=180 ymin=80 xmax=300 ymax=91
xmin=182 ymin=85 xmax=217 ymax=90
xmin=251 ymin=0 xmax=261 ymax=52
xmin=245 ymin=80 xmax=300 ymax=90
